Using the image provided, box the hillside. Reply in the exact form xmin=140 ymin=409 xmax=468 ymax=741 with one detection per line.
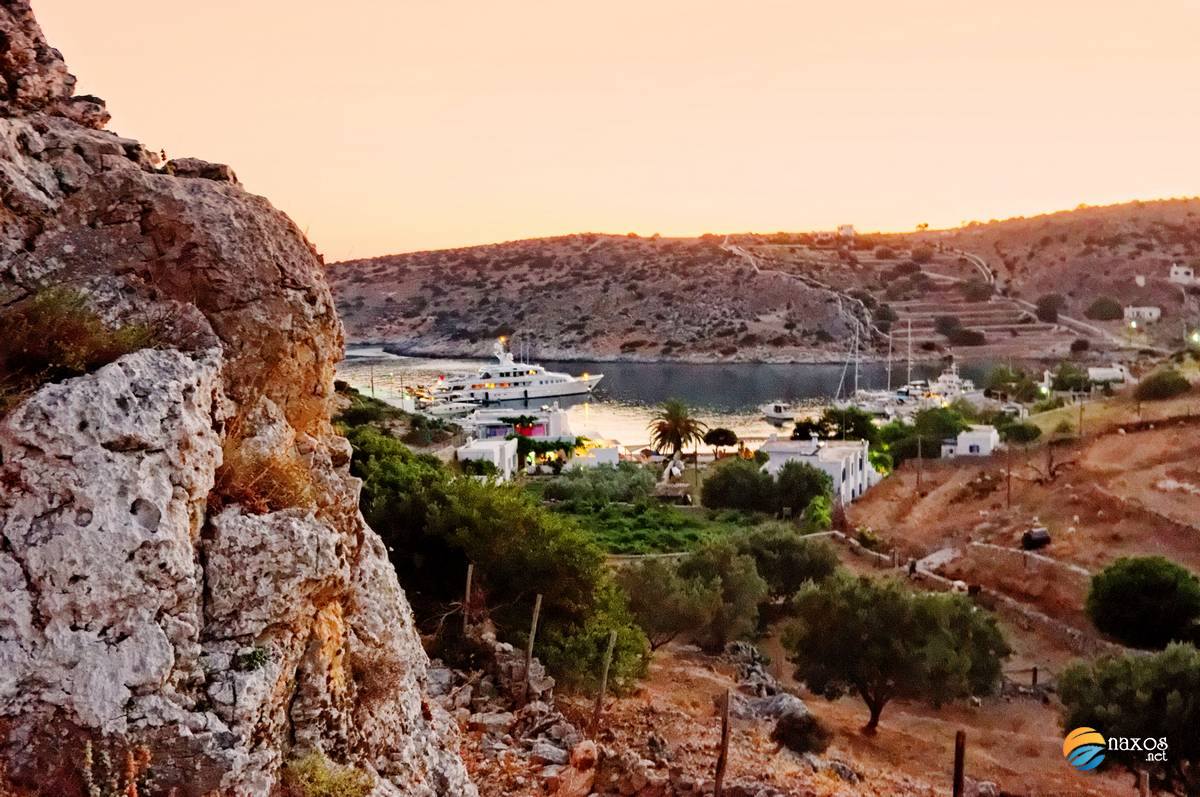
xmin=330 ymin=235 xmax=875 ymax=362
xmin=329 ymin=199 xmax=1200 ymax=363
xmin=911 ymin=197 xmax=1200 ymax=352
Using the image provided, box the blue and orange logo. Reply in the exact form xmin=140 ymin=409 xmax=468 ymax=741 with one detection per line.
xmin=1063 ymin=727 xmax=1106 ymax=771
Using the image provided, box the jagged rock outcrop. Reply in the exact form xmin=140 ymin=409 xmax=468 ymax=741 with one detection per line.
xmin=0 ymin=2 xmax=474 ymax=794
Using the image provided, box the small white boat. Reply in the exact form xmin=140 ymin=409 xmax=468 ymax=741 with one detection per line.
xmin=761 ymin=402 xmax=796 ymax=424
xmin=425 ymin=401 xmax=477 ymax=419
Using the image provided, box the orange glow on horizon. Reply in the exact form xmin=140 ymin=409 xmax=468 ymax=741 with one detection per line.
xmin=32 ymin=0 xmax=1200 ymax=262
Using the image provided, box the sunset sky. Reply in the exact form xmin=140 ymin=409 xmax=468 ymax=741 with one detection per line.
xmin=35 ymin=0 xmax=1200 ymax=262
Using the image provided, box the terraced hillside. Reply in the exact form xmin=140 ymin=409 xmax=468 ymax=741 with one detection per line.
xmin=328 ymin=198 xmax=1200 ymax=362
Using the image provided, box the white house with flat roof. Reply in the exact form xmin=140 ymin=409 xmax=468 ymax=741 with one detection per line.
xmin=941 ymin=425 xmax=1000 ymax=458
xmin=464 ymin=403 xmax=575 ymax=443
xmin=1170 ymin=263 xmax=1198 ymax=286
xmin=758 ymin=436 xmax=879 ymax=504
xmin=1087 ymin=363 xmax=1133 ymax=385
xmin=456 ymin=437 xmax=519 ymax=482
xmin=1124 ymin=306 xmax=1162 ymax=324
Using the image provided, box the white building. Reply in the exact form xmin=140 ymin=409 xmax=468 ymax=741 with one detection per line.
xmin=941 ymin=425 xmax=1000 ymax=458
xmin=456 ymin=438 xmax=519 ymax=482
xmin=566 ymin=444 xmax=621 ymax=469
xmin=464 ymin=403 xmax=575 ymax=443
xmin=758 ymin=436 xmax=880 ymax=504
xmin=837 ymin=224 xmax=856 ymax=241
xmin=1124 ymin=306 xmax=1162 ymax=323
xmin=1170 ymin=263 xmax=1198 ymax=286
xmin=1087 ymin=363 xmax=1133 ymax=385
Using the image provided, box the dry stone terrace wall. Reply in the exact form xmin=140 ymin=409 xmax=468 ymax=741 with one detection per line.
xmin=0 ymin=1 xmax=474 ymax=793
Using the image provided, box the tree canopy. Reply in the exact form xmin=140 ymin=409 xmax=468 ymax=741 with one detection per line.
xmin=784 ymin=575 xmax=1010 ymax=733
xmin=677 ymin=539 xmax=769 ymax=651
xmin=703 ymin=427 xmax=739 ymax=452
xmin=616 ymin=559 xmax=721 ymax=650
xmin=648 ymin=399 xmax=708 ymax=455
xmin=1135 ymin=369 xmax=1191 ymax=401
xmin=1059 ymin=643 xmax=1200 ymax=795
xmin=1086 ymin=556 xmax=1200 ymax=649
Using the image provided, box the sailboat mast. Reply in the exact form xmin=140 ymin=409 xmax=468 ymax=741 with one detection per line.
xmin=906 ymin=319 xmax=913 ymax=386
xmin=853 ymin=324 xmax=860 ymax=396
xmin=886 ymin=332 xmax=893 ymax=392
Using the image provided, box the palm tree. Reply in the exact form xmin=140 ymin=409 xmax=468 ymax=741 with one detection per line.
xmin=648 ymin=399 xmax=707 ymax=456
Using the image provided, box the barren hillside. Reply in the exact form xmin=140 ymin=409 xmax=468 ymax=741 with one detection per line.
xmin=329 ymin=198 xmax=1200 ymax=363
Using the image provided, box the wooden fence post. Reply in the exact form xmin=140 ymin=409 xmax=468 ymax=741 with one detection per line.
xmin=462 ymin=563 xmax=474 ymax=636
xmin=520 ymin=594 xmax=543 ymax=705
xmin=714 ymin=689 xmax=731 ymax=797
xmin=952 ymin=730 xmax=966 ymax=797
xmin=592 ymin=630 xmax=618 ymax=732
xmin=1031 ymin=666 xmax=1038 ymax=688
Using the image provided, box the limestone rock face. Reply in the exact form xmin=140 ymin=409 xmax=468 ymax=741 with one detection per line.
xmin=0 ymin=2 xmax=474 ymax=794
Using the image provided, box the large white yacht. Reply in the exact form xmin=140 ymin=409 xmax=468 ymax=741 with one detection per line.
xmin=432 ymin=339 xmax=603 ymax=404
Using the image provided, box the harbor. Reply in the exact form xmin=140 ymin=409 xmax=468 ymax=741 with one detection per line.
xmin=337 ymin=345 xmax=997 ymax=448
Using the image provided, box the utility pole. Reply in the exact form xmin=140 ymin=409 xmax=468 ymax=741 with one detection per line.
xmin=1006 ymin=446 xmax=1012 ymax=508
xmin=916 ymin=436 xmax=924 ymax=491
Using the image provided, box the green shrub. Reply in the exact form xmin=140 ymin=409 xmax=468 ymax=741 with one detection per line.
xmin=771 ymin=711 xmax=832 ymax=755
xmin=1000 ymin=422 xmax=1042 ymax=445
xmin=1050 ymin=363 xmax=1089 ymax=392
xmin=960 ymin=280 xmax=993 ymax=302
xmin=344 ymin=423 xmax=645 ymax=687
xmin=734 ymin=524 xmax=839 ymax=599
xmin=910 ymin=245 xmax=934 ymax=264
xmin=541 ymin=463 xmax=655 ymax=509
xmin=774 ymin=462 xmax=832 ymax=517
xmin=0 ymin=287 xmax=160 ymax=414
xmin=564 ymin=500 xmax=717 ymax=554
xmin=1134 ymin=369 xmax=1191 ymax=401
xmin=701 ymin=459 xmax=832 ymax=518
xmin=1084 ymin=296 xmax=1123 ymax=321
xmin=701 ymin=459 xmax=775 ymax=513
xmin=1035 ymin=293 xmax=1065 ymax=323
xmin=934 ymin=315 xmax=961 ymax=336
xmin=1086 ymin=556 xmax=1200 ymax=648
xmin=539 ymin=580 xmax=650 ymax=693
xmin=677 ymin=539 xmax=768 ymax=651
xmin=947 ymin=327 xmax=986 ymax=346
xmin=460 ymin=458 xmax=498 ymax=477
xmin=282 ymin=752 xmax=373 ymax=797
xmin=800 ymin=495 xmax=832 ymax=532
xmin=617 ymin=558 xmax=721 ymax=650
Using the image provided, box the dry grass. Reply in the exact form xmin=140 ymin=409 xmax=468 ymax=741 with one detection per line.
xmin=210 ymin=443 xmax=316 ymax=515
xmin=0 ymin=287 xmax=162 ymax=415
xmin=208 ymin=396 xmax=317 ymax=515
xmin=280 ymin=753 xmax=373 ymax=797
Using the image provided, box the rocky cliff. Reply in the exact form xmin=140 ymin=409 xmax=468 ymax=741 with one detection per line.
xmin=0 ymin=2 xmax=474 ymax=794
